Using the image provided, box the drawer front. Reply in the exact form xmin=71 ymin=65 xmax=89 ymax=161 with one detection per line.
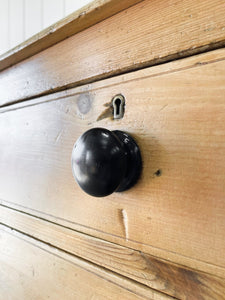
xmin=1 ymin=225 xmax=168 ymax=300
xmin=1 ymin=206 xmax=225 ymax=299
xmin=1 ymin=49 xmax=225 ymax=273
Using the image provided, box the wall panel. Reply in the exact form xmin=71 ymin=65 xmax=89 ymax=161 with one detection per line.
xmin=24 ymin=0 xmax=42 ymax=39
xmin=0 ymin=0 xmax=9 ymax=55
xmin=9 ymin=0 xmax=24 ymax=49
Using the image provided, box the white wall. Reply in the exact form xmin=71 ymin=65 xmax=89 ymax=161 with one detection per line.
xmin=0 ymin=0 xmax=92 ymax=55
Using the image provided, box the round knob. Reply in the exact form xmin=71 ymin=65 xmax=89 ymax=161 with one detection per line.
xmin=71 ymin=128 xmax=142 ymax=197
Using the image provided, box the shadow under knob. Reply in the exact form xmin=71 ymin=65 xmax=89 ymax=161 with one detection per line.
xmin=71 ymin=128 xmax=142 ymax=197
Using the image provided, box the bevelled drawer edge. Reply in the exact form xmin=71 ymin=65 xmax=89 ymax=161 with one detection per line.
xmin=1 ymin=205 xmax=225 ymax=300
xmin=0 ymin=0 xmax=143 ymax=72
xmin=0 ymin=0 xmax=225 ymax=106
xmin=0 ymin=224 xmax=172 ymax=300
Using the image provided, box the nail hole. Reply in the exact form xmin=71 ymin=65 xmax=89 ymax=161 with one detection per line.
xmin=154 ymin=169 xmax=162 ymax=177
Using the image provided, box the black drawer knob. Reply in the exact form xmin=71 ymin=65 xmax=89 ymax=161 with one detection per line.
xmin=71 ymin=128 xmax=142 ymax=197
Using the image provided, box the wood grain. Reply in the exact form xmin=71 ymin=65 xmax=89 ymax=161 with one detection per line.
xmin=0 ymin=0 xmax=143 ymax=71
xmin=1 ymin=0 xmax=225 ymax=105
xmin=0 ymin=225 xmax=170 ymax=300
xmin=0 ymin=48 xmax=225 ymax=277
xmin=1 ymin=205 xmax=225 ymax=299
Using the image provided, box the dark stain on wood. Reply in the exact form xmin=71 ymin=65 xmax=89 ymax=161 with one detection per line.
xmin=97 ymin=101 xmax=113 ymax=121
xmin=140 ymin=252 xmax=225 ymax=299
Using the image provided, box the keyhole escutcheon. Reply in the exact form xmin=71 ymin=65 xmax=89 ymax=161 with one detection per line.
xmin=112 ymin=94 xmax=125 ymax=119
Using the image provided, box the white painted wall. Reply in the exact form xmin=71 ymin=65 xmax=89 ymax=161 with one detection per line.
xmin=0 ymin=0 xmax=92 ymax=55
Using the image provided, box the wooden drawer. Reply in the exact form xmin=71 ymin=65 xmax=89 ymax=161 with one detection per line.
xmin=1 ymin=47 xmax=225 ymax=282
xmin=1 ymin=1 xmax=225 ymax=298
xmin=1 ymin=225 xmax=170 ymax=300
xmin=1 ymin=205 xmax=225 ymax=299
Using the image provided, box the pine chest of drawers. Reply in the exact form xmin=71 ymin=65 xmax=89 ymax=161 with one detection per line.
xmin=1 ymin=0 xmax=225 ymax=299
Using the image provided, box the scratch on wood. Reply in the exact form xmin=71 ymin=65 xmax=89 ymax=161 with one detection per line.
xmin=54 ymin=130 xmax=62 ymax=144
xmin=121 ymin=209 xmax=129 ymax=241
xmin=31 ymin=266 xmax=35 ymax=277
xmin=159 ymin=104 xmax=168 ymax=112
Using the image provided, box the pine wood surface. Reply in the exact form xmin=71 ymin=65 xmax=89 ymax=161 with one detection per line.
xmin=1 ymin=205 xmax=225 ymax=300
xmin=0 ymin=225 xmax=171 ymax=300
xmin=0 ymin=0 xmax=225 ymax=106
xmin=0 ymin=49 xmax=225 ymax=279
xmin=0 ymin=0 xmax=143 ymax=72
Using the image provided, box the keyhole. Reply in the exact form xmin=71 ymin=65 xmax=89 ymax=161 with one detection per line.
xmin=115 ymin=98 xmax=121 ymax=115
xmin=112 ymin=95 xmax=125 ymax=119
